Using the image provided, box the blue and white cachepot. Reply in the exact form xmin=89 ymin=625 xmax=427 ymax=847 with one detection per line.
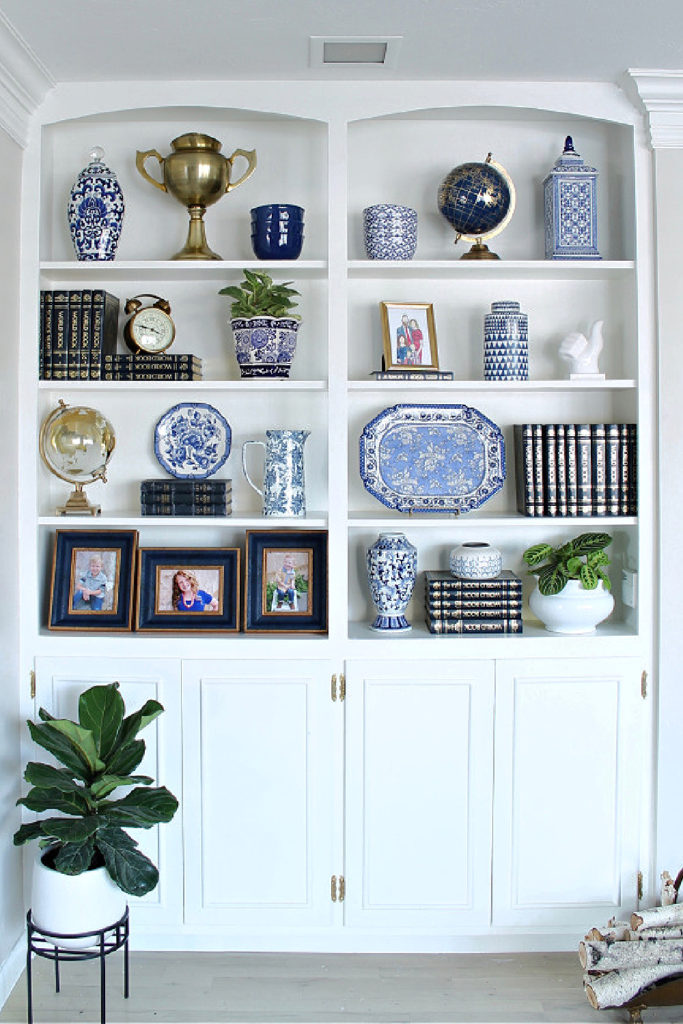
xmin=230 ymin=316 xmax=301 ymax=378
xmin=363 ymin=204 xmax=418 ymax=260
xmin=449 ymin=542 xmax=503 ymax=580
xmin=483 ymin=300 xmax=529 ymax=381
xmin=67 ymin=147 xmax=124 ymax=261
xmin=242 ymin=429 xmax=309 ymax=516
xmin=366 ymin=532 xmax=418 ymax=632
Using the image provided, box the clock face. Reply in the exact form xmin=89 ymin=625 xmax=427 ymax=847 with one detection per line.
xmin=130 ymin=307 xmax=175 ymax=353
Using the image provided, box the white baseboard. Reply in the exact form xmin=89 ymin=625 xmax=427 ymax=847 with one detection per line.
xmin=0 ymin=933 xmax=25 ymax=1012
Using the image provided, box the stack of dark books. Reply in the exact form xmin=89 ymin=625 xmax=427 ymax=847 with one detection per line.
xmin=40 ymin=289 xmax=119 ymax=381
xmin=140 ymin=479 xmax=232 ymax=516
xmin=513 ymin=423 xmax=638 ymax=518
xmin=424 ymin=570 xmax=523 ymax=634
xmin=103 ymin=353 xmax=202 ymax=381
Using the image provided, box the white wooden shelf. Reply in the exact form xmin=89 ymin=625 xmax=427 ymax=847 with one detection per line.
xmin=38 ymin=512 xmax=329 ymax=528
xmin=347 ymin=512 xmax=638 ymax=528
xmin=39 ymin=260 xmax=328 ymax=282
xmin=348 ymin=259 xmax=635 ymax=279
xmin=348 ymin=379 xmax=637 ymax=393
xmin=38 ymin=379 xmax=328 ymax=392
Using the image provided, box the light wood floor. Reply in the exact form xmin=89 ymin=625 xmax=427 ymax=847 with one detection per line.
xmin=2 ymin=951 xmax=682 ymax=1023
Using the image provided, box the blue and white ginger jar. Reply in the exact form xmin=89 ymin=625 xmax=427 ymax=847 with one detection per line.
xmin=67 ymin=147 xmax=124 ymax=261
xmin=483 ymin=300 xmax=529 ymax=381
xmin=366 ymin=532 xmax=417 ymax=632
xmin=543 ymin=136 xmax=600 ymax=260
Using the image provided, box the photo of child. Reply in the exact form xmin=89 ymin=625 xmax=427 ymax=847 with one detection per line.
xmin=155 ymin=566 xmax=222 ymax=613
xmin=263 ymin=549 xmax=311 ymax=614
xmin=70 ymin=549 xmax=117 ymax=612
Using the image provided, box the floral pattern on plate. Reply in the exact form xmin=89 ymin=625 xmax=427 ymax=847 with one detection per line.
xmin=154 ymin=402 xmax=231 ymax=479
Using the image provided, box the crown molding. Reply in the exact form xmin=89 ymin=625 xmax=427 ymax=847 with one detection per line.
xmin=628 ymin=69 xmax=683 ymax=149
xmin=0 ymin=9 xmax=53 ymax=147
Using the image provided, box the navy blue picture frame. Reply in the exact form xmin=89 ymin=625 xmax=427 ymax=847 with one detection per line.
xmin=48 ymin=530 xmax=138 ymax=632
xmin=136 ymin=547 xmax=240 ymax=632
xmin=245 ymin=530 xmax=328 ymax=633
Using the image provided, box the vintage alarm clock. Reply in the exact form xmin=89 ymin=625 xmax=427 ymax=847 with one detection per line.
xmin=123 ymin=294 xmax=176 ymax=354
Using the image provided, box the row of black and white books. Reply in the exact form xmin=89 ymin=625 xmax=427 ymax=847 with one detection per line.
xmin=40 ymin=288 xmax=119 ymax=380
xmin=140 ymin=479 xmax=232 ymax=517
xmin=424 ymin=570 xmax=523 ymax=635
xmin=513 ymin=423 xmax=638 ymax=518
xmin=102 ymin=353 xmax=203 ymax=381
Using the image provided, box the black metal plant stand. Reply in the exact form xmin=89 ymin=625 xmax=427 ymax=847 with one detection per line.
xmin=26 ymin=907 xmax=129 ymax=1024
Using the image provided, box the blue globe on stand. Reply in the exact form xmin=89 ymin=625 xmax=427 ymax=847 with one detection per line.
xmin=437 ymin=153 xmax=515 ymax=260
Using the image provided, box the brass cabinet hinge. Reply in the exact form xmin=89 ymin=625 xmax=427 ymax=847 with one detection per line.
xmin=638 ymin=870 xmax=644 ymax=901
xmin=339 ymin=673 xmax=346 ymax=702
xmin=29 ymin=669 xmax=36 ymax=700
xmin=331 ymin=674 xmax=337 ymax=701
xmin=641 ymin=670 xmax=648 ymax=700
xmin=330 ymin=875 xmax=345 ymax=902
xmin=331 ymin=673 xmax=346 ymax=703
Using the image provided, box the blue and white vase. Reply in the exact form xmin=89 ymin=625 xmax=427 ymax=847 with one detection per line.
xmin=366 ymin=532 xmax=418 ymax=632
xmin=230 ymin=316 xmax=301 ymax=379
xmin=483 ymin=300 xmax=529 ymax=381
xmin=242 ymin=428 xmax=309 ymax=516
xmin=449 ymin=541 xmax=503 ymax=580
xmin=543 ymin=136 xmax=600 ymax=260
xmin=363 ymin=204 xmax=417 ymax=260
xmin=67 ymin=147 xmax=124 ymax=261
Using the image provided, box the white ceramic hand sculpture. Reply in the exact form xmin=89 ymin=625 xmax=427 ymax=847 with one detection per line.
xmin=558 ymin=320 xmax=605 ymax=378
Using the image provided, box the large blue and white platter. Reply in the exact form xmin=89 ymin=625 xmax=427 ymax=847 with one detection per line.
xmin=359 ymin=403 xmax=505 ymax=513
xmin=154 ymin=402 xmax=231 ymax=479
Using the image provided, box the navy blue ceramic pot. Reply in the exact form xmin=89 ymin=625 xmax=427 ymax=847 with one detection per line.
xmin=251 ymin=204 xmax=304 ymax=260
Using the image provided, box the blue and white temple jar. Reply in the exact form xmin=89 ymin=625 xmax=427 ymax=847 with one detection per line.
xmin=483 ymin=300 xmax=529 ymax=381
xmin=366 ymin=532 xmax=417 ymax=632
xmin=543 ymin=136 xmax=600 ymax=260
xmin=67 ymin=147 xmax=125 ymax=261
xmin=449 ymin=541 xmax=503 ymax=580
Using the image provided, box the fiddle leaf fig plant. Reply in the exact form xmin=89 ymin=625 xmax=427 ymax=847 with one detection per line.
xmin=219 ymin=268 xmax=301 ymax=320
xmin=522 ymin=532 xmax=612 ymax=597
xmin=13 ymin=682 xmax=178 ymax=897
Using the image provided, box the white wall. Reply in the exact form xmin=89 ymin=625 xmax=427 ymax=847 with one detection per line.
xmin=654 ymin=147 xmax=683 ymax=877
xmin=0 ymin=124 xmax=25 ymax=1001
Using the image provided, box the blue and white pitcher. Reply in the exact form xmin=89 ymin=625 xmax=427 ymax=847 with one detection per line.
xmin=242 ymin=429 xmax=309 ymax=516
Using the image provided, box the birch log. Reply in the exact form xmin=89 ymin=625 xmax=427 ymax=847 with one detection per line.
xmin=632 ymin=904 xmax=683 ymax=930
xmin=661 ymin=871 xmax=677 ymax=905
xmin=585 ymin=922 xmax=631 ymax=942
xmin=635 ymin=925 xmax=683 ymax=940
xmin=584 ymin=965 xmax=683 ymax=1009
xmin=580 ymin=937 xmax=683 ymax=971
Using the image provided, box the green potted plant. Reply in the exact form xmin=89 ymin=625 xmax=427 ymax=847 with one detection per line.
xmin=14 ymin=682 xmax=178 ymax=944
xmin=522 ymin=531 xmax=615 ymax=634
xmin=219 ymin=268 xmax=302 ymax=379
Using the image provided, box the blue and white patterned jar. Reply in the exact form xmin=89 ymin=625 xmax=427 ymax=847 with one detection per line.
xmin=543 ymin=136 xmax=600 ymax=260
xmin=449 ymin=542 xmax=503 ymax=580
xmin=366 ymin=532 xmax=418 ymax=632
xmin=230 ymin=316 xmax=301 ymax=378
xmin=67 ymin=147 xmax=124 ymax=261
xmin=483 ymin=300 xmax=529 ymax=381
xmin=363 ymin=204 xmax=417 ymax=260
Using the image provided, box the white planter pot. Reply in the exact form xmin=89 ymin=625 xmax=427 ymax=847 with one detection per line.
xmin=529 ymin=578 xmax=614 ymax=635
xmin=32 ymin=852 xmax=126 ymax=948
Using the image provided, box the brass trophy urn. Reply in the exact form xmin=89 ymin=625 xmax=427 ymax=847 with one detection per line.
xmin=136 ymin=132 xmax=257 ymax=260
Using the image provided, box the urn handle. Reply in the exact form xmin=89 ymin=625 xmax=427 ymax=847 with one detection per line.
xmin=242 ymin=440 xmax=265 ymax=499
xmin=135 ymin=149 xmax=167 ymax=192
xmin=225 ymin=148 xmax=257 ymax=194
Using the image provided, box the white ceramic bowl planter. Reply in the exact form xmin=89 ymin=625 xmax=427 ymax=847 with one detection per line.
xmin=529 ymin=578 xmax=614 ymax=634
xmin=32 ymin=853 xmax=126 ymax=949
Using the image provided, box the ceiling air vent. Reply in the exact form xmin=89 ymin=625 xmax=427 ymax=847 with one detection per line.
xmin=310 ymin=37 xmax=402 ymax=69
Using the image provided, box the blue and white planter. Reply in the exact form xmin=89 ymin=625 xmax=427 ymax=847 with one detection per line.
xmin=230 ymin=316 xmax=301 ymax=378
xmin=363 ymin=204 xmax=417 ymax=260
xmin=483 ymin=300 xmax=529 ymax=381
xmin=366 ymin=532 xmax=417 ymax=632
xmin=67 ymin=147 xmax=124 ymax=261
xmin=449 ymin=542 xmax=503 ymax=580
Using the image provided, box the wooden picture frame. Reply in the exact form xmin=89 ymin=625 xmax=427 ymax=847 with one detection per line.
xmin=380 ymin=301 xmax=439 ymax=371
xmin=244 ymin=530 xmax=328 ymax=634
xmin=48 ymin=530 xmax=138 ymax=632
xmin=136 ymin=547 xmax=240 ymax=632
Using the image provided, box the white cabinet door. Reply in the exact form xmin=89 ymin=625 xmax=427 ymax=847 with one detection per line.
xmin=182 ymin=660 xmax=341 ymax=933
xmin=492 ymin=657 xmax=643 ymax=931
xmin=344 ymin=660 xmax=495 ymax=931
xmin=33 ymin=657 xmax=183 ymax=930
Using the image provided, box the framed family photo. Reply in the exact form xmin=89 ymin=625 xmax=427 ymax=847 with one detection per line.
xmin=244 ymin=530 xmax=328 ymax=634
xmin=136 ymin=547 xmax=240 ymax=632
xmin=380 ymin=301 xmax=439 ymax=371
xmin=48 ymin=530 xmax=138 ymax=631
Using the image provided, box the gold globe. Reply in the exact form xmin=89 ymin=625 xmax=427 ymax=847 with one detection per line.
xmin=39 ymin=400 xmax=116 ymax=515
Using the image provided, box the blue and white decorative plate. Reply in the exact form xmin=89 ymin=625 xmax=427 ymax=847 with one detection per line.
xmin=359 ymin=403 xmax=505 ymax=513
xmin=154 ymin=402 xmax=231 ymax=479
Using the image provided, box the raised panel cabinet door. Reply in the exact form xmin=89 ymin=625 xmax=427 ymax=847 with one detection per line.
xmin=33 ymin=656 xmax=183 ymax=929
xmin=182 ymin=660 xmax=341 ymax=932
xmin=492 ymin=657 xmax=643 ymax=931
xmin=344 ymin=660 xmax=495 ymax=931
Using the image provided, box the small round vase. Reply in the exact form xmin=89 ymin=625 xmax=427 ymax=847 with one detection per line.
xmin=67 ymin=146 xmax=125 ymax=261
xmin=251 ymin=204 xmax=304 ymax=260
xmin=449 ymin=542 xmax=503 ymax=580
xmin=483 ymin=300 xmax=528 ymax=381
xmin=230 ymin=316 xmax=301 ymax=378
xmin=529 ymin=579 xmax=614 ymax=634
xmin=366 ymin=532 xmax=417 ymax=632
xmin=363 ymin=204 xmax=417 ymax=260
